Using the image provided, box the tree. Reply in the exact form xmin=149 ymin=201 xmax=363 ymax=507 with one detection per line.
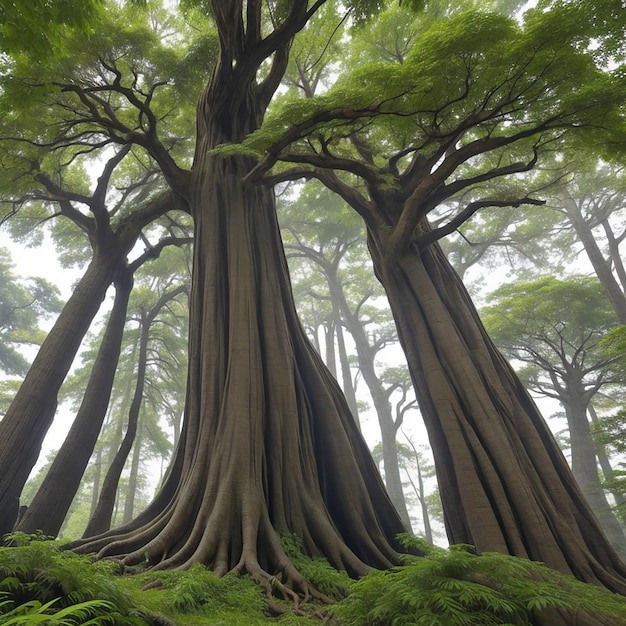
xmin=29 ymin=1 xmax=411 ymax=597
xmin=15 ymin=271 xmax=134 ymax=538
xmin=0 ymin=248 xmax=62 ymax=377
xmin=544 ymin=162 xmax=626 ymax=324
xmin=243 ymin=5 xmax=626 ymax=602
xmin=0 ymin=3 xmax=193 ymax=536
xmin=16 ymin=237 xmax=189 ymax=538
xmin=482 ymin=276 xmax=626 ymax=555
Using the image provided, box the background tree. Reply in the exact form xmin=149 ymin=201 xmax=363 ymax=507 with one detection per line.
xmin=482 ymin=275 xmax=626 ymax=555
xmin=83 ymin=282 xmax=188 ymax=537
xmin=0 ymin=248 xmax=62 ymax=377
xmin=281 ymin=184 xmax=413 ymax=527
xmin=0 ymin=1 xmax=197 ymax=535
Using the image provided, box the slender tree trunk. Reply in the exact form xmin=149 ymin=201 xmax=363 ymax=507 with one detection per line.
xmin=564 ymin=199 xmax=626 ymax=324
xmin=90 ymin=446 xmax=103 ymax=519
xmin=404 ymin=435 xmax=433 ymax=544
xmin=588 ymin=404 xmax=626 ymax=511
xmin=0 ymin=250 xmax=122 ymax=535
xmin=83 ymin=306 xmax=151 ymax=538
xmin=123 ymin=418 xmax=143 ymax=524
xmin=367 ymin=223 xmax=626 ymax=597
xmin=17 ymin=271 xmax=133 ymax=537
xmin=333 ymin=306 xmax=360 ymax=427
xmin=414 ymin=459 xmax=432 ymax=544
xmin=327 ymin=272 xmax=411 ymax=529
xmin=601 ymin=218 xmax=626 ymax=294
xmin=563 ymin=397 xmax=626 ymax=556
xmin=323 ymin=320 xmax=337 ymax=378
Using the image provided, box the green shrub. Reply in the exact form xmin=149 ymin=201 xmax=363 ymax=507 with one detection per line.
xmin=329 ymin=537 xmax=626 ymax=625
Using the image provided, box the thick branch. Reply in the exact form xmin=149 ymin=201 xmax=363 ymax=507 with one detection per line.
xmin=417 ymin=197 xmax=546 ymax=249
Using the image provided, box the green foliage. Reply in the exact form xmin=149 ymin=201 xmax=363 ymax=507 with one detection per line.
xmin=329 ymin=539 xmax=626 ymax=625
xmin=0 ymin=248 xmax=63 ymax=376
xmin=0 ymin=597 xmax=116 ymax=625
xmin=0 ymin=0 xmax=104 ymax=58
xmin=4 ymin=535 xmax=626 ymax=625
xmin=0 ymin=534 xmax=150 ymax=625
xmin=482 ymin=275 xmax=619 ymax=389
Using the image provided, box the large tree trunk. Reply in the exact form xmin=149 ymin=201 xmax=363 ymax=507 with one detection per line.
xmin=0 ymin=250 xmax=123 ymax=536
xmin=16 ymin=271 xmax=133 ymax=537
xmin=366 ymin=223 xmax=626 ymax=596
xmin=69 ymin=19 xmax=409 ymax=581
xmin=72 ymin=151 xmax=407 ymax=585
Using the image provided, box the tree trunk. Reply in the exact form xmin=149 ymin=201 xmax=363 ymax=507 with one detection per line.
xmin=601 ymin=218 xmax=626 ymax=294
xmin=564 ymin=199 xmax=626 ymax=324
xmin=323 ymin=320 xmax=337 ymax=378
xmin=83 ymin=298 xmax=155 ymax=538
xmin=70 ymin=152 xmax=407 ymax=586
xmin=332 ymin=305 xmax=360 ymax=427
xmin=16 ymin=271 xmax=133 ymax=537
xmin=68 ymin=25 xmax=410 ymax=581
xmin=0 ymin=250 xmax=122 ymax=536
xmin=367 ymin=223 xmax=626 ymax=595
xmin=123 ymin=417 xmax=143 ymax=524
xmin=404 ymin=435 xmax=433 ymax=544
xmin=564 ymin=397 xmax=626 ymax=556
xmin=588 ymin=404 xmax=626 ymax=512
xmin=90 ymin=446 xmax=103 ymax=520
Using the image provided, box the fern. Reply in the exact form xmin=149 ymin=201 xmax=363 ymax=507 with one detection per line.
xmin=0 ymin=597 xmax=116 ymax=625
xmin=329 ymin=540 xmax=626 ymax=625
xmin=0 ymin=535 xmax=150 ymax=625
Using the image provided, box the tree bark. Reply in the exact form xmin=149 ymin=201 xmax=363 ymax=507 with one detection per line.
xmin=366 ymin=222 xmax=626 ymax=596
xmin=16 ymin=270 xmax=133 ymax=537
xmin=0 ymin=250 xmax=123 ymax=536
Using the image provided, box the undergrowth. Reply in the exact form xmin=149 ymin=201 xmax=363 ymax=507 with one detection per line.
xmin=328 ymin=534 xmax=626 ymax=625
xmin=0 ymin=532 xmax=155 ymax=625
xmin=3 ymin=532 xmax=626 ymax=625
